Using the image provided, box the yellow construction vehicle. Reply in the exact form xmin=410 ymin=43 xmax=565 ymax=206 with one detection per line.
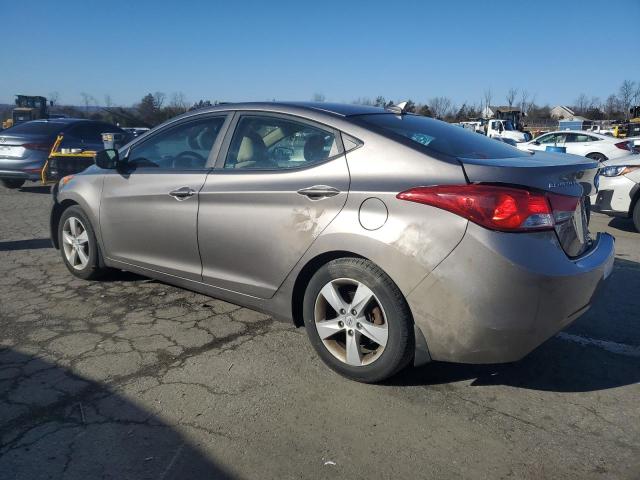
xmin=612 ymin=106 xmax=640 ymax=138
xmin=2 ymin=95 xmax=50 ymax=130
xmin=41 ymin=132 xmax=127 ymax=184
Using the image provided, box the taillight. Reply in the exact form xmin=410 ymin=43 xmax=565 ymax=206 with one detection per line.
xmin=22 ymin=143 xmax=52 ymax=152
xmin=397 ymin=185 xmax=578 ymax=232
xmin=615 ymin=141 xmax=632 ymax=151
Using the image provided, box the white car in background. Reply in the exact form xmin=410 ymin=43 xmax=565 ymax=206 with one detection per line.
xmin=591 ymin=153 xmax=640 ymax=231
xmin=517 ymin=131 xmax=637 ymax=161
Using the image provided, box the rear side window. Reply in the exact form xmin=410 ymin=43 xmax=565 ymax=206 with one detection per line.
xmin=224 ymin=115 xmax=339 ymax=170
xmin=355 ymin=114 xmax=528 ymax=159
xmin=68 ymin=123 xmax=108 ymax=143
xmin=3 ymin=122 xmax=64 ymax=136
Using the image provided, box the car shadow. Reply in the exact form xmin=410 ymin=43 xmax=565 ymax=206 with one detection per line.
xmin=0 ymin=348 xmax=235 ymax=479
xmin=0 ymin=238 xmax=52 ymax=251
xmin=18 ymin=185 xmax=52 ymax=194
xmin=607 ymin=216 xmax=637 ymax=233
xmin=388 ymin=257 xmax=640 ymax=393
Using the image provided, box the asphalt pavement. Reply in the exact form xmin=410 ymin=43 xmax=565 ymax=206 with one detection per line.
xmin=0 ymin=184 xmax=638 ymax=479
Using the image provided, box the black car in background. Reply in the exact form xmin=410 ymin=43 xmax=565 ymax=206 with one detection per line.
xmin=0 ymin=118 xmax=127 ymax=189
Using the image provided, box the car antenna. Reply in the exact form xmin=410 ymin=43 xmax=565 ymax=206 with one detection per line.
xmin=386 ymin=101 xmax=409 ymax=115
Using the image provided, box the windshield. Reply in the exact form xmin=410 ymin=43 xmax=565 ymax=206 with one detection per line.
xmin=355 ymin=114 xmax=528 ymax=160
xmin=503 ymin=120 xmax=516 ymax=131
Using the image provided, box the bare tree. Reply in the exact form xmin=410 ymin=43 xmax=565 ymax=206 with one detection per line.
xmin=604 ymin=94 xmax=620 ymax=119
xmin=519 ymin=90 xmax=529 ymax=115
xmin=483 ymin=89 xmax=492 ymax=118
xmin=506 ymin=88 xmax=518 ymax=108
xmin=619 ymin=80 xmax=636 ymax=119
xmin=352 ymin=97 xmax=374 ymax=106
xmin=428 ymin=96 xmax=453 ymax=119
xmin=574 ymin=93 xmax=589 ymax=115
xmin=80 ymin=92 xmax=96 ymax=116
xmin=48 ymin=91 xmax=60 ymax=106
xmin=169 ymin=92 xmax=188 ymax=111
xmin=312 ymin=93 xmax=325 ymax=102
xmin=153 ymin=92 xmax=166 ymax=110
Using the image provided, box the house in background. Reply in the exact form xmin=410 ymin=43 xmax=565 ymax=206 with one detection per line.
xmin=550 ymin=105 xmax=575 ymax=120
xmin=482 ymin=105 xmax=524 ymax=124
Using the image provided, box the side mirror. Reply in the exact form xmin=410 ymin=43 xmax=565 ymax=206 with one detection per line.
xmin=95 ymin=149 xmax=120 ymax=169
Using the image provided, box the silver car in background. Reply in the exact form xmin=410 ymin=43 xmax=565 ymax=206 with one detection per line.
xmin=0 ymin=118 xmax=126 ymax=189
xmin=50 ymin=102 xmax=615 ymax=382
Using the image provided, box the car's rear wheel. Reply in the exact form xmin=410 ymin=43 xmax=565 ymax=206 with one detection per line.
xmin=303 ymin=258 xmax=414 ymax=383
xmin=633 ymin=201 xmax=640 ymax=233
xmin=58 ymin=206 xmax=109 ymax=280
xmin=1 ymin=179 xmax=25 ymax=189
xmin=586 ymin=152 xmax=607 ymax=162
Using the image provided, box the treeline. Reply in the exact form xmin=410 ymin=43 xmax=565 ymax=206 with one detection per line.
xmin=342 ymin=79 xmax=640 ymax=122
xmin=2 ymin=79 xmax=638 ymax=128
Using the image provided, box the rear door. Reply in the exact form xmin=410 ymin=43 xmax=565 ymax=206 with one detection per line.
xmin=198 ymin=113 xmax=350 ymax=298
xmin=100 ymin=114 xmax=230 ymax=280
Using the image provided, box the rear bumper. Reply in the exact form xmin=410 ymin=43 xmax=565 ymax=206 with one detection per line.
xmin=0 ymin=155 xmax=47 ymax=181
xmin=0 ymin=169 xmax=40 ymax=181
xmin=407 ymin=223 xmax=615 ymax=364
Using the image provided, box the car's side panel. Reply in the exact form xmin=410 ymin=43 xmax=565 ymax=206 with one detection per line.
xmin=198 ymin=156 xmax=351 ymax=298
xmin=100 ymin=170 xmax=209 ymax=281
xmin=266 ymin=141 xmax=470 ymax=322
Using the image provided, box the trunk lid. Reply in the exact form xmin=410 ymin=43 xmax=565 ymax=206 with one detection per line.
xmin=459 ymin=150 xmax=599 ymax=257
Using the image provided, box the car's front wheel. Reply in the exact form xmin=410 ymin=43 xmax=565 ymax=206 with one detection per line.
xmin=303 ymin=258 xmax=414 ymax=383
xmin=1 ymin=179 xmax=25 ymax=189
xmin=58 ymin=206 xmax=109 ymax=280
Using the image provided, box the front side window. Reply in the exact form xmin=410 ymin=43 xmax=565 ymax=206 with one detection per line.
xmin=128 ymin=116 xmax=225 ymax=169
xmin=224 ymin=115 xmax=339 ymax=170
xmin=538 ymin=133 xmax=566 ymax=144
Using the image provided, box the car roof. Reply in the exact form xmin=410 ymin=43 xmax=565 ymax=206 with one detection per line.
xmin=27 ymin=118 xmax=94 ymax=126
xmin=187 ymin=101 xmax=385 ymax=118
xmin=546 ymin=130 xmax=611 ymax=140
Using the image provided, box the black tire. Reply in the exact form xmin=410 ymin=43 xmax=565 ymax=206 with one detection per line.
xmin=58 ymin=205 xmax=109 ymax=280
xmin=303 ymin=258 xmax=414 ymax=383
xmin=1 ymin=179 xmax=25 ymax=189
xmin=586 ymin=152 xmax=607 ymax=162
xmin=633 ymin=201 xmax=640 ymax=233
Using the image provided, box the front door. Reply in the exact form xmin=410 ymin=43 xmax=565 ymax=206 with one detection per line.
xmin=198 ymin=113 xmax=350 ymax=298
xmin=100 ymin=114 xmax=228 ymax=280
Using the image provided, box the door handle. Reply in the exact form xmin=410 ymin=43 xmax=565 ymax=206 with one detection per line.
xmin=168 ymin=186 xmax=196 ymax=201
xmin=297 ymin=185 xmax=340 ymax=200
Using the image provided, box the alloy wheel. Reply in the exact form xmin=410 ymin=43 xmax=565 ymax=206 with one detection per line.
xmin=314 ymin=278 xmax=388 ymax=366
xmin=62 ymin=216 xmax=90 ymax=270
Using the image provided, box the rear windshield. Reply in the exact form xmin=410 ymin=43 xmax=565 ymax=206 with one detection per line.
xmin=355 ymin=114 xmax=529 ymax=160
xmin=3 ymin=121 xmax=66 ymax=136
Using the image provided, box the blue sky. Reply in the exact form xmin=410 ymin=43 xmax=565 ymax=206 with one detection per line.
xmin=2 ymin=0 xmax=638 ymax=107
